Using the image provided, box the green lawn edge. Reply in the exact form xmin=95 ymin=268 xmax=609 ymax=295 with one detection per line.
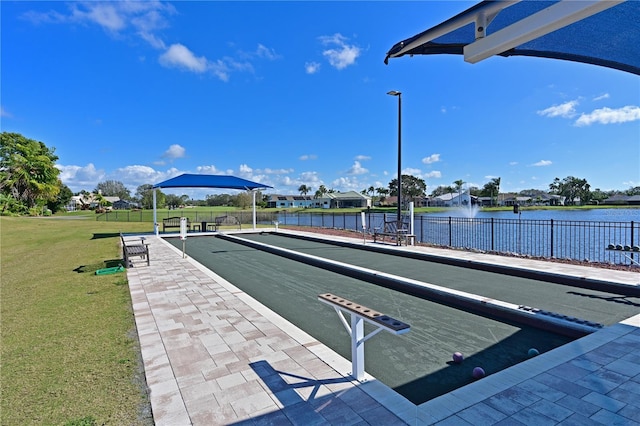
xmin=1 ymin=216 xmax=153 ymax=426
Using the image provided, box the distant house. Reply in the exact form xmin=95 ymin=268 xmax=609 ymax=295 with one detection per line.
xmin=604 ymin=194 xmax=640 ymax=205
xmin=266 ymin=195 xmax=316 ymax=208
xmin=477 ymin=196 xmax=494 ymax=207
xmin=113 ymin=199 xmax=140 ymax=210
xmin=539 ymin=194 xmax=565 ymax=206
xmin=266 ymin=191 xmax=371 ymax=209
xmin=66 ymin=193 xmax=120 ymax=211
xmin=320 ymin=191 xmax=371 ymax=209
xmin=431 ymin=193 xmax=478 ymax=207
xmin=93 ymin=196 xmax=119 ymax=209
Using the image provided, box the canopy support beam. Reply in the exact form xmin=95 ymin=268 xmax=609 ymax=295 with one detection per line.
xmin=464 ymin=0 xmax=624 ymax=63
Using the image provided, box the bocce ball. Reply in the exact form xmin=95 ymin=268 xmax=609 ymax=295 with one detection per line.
xmin=452 ymin=352 xmax=464 ymax=363
xmin=472 ymin=367 xmax=485 ymax=379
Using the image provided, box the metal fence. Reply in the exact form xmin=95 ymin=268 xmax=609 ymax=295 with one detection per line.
xmin=274 ymin=212 xmax=638 ymax=266
xmin=97 ymin=209 xmax=274 ymax=225
xmin=100 ymin=210 xmax=638 ymax=265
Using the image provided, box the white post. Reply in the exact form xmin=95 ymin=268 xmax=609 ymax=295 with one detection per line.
xmin=351 ymin=314 xmax=365 ymax=381
xmin=409 ymin=201 xmax=415 ymax=245
xmin=153 ymin=189 xmax=158 ymax=235
xmin=361 ymin=211 xmax=366 ymax=244
xmin=180 ymin=217 xmax=187 ymax=258
xmin=252 ymin=190 xmax=257 ymax=230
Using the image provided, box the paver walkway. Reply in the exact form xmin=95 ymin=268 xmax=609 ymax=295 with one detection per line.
xmin=126 ymin=232 xmax=640 ymax=425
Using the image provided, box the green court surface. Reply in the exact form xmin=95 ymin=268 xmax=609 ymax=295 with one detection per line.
xmin=165 ymin=234 xmax=606 ymax=404
xmin=235 ymin=233 xmax=640 ymax=327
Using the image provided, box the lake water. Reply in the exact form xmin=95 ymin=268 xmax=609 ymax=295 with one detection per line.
xmin=446 ymin=207 xmax=639 ymax=223
xmin=275 ymin=208 xmax=639 ymax=264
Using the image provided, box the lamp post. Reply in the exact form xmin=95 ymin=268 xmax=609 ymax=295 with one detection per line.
xmin=387 ymin=90 xmax=402 ymax=223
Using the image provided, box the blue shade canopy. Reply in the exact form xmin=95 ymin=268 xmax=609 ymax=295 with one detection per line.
xmin=385 ymin=0 xmax=640 ymax=76
xmin=153 ymin=173 xmax=272 ymax=190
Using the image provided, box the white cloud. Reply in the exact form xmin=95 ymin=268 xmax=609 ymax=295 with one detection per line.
xmin=509 ymin=161 xmax=519 ymax=166
xmin=263 ymin=168 xmax=294 ymax=175
xmin=440 ymin=106 xmax=459 ymax=114
xmin=300 ymin=171 xmax=322 ymax=182
xmin=593 ymin=93 xmax=610 ymax=101
xmin=425 ymin=171 xmax=442 ymax=179
xmin=22 ymin=2 xmax=270 ymax=82
xmin=574 ymin=106 xmax=640 ymax=126
xmin=422 ymin=154 xmax=440 ymax=164
xmin=537 ymin=100 xmax=579 ymax=118
xmin=318 ymin=33 xmax=361 ymax=70
xmin=24 ymin=1 xmax=175 ymax=36
xmin=299 ymin=154 xmax=317 ymax=161
xmin=255 ymin=44 xmax=280 ymax=60
xmin=237 ymin=44 xmax=279 ymax=62
xmin=56 ymin=163 xmax=162 ymax=193
xmin=159 ymin=43 xmax=208 ymax=73
xmin=280 ymin=176 xmax=297 ymax=187
xmin=0 ymin=106 xmax=12 ymax=118
xmin=275 ymin=171 xmax=323 ymax=193
xmin=56 ymin=163 xmax=105 ymax=191
xmin=139 ymin=32 xmax=166 ymax=50
xmin=355 ymin=155 xmax=371 ymax=161
xmin=113 ymin=165 xmax=163 ymax=188
xmin=532 ymin=160 xmax=552 ymax=167
xmin=208 ymin=60 xmax=231 ymax=82
xmin=196 ymin=165 xmax=229 ymax=174
xmin=224 ymin=56 xmax=254 ymax=73
xmin=347 ymin=161 xmax=368 ymax=175
xmin=331 ymin=176 xmax=362 ymax=191
xmin=162 ymin=144 xmax=186 ymax=159
xmin=305 ymin=62 xmax=321 ymax=74
xmin=78 ymin=3 xmax=126 ymax=31
xmin=402 ymin=168 xmax=421 ymax=176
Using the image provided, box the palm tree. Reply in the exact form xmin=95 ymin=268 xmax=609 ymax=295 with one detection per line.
xmin=453 ymin=179 xmax=465 ymax=206
xmin=298 ymin=184 xmax=311 ymax=196
xmin=93 ymin=191 xmax=107 ymax=212
xmin=491 ymin=177 xmax=500 ymax=207
xmin=315 ymin=184 xmax=328 ymax=199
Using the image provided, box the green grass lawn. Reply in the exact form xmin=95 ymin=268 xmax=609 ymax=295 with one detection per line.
xmin=1 ymin=215 xmax=153 ymax=426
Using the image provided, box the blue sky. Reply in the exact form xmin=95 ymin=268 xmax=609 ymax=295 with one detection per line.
xmin=2 ymin=1 xmax=639 ymax=199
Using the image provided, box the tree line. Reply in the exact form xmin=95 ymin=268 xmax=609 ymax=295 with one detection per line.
xmin=1 ymin=132 xmax=638 ymax=215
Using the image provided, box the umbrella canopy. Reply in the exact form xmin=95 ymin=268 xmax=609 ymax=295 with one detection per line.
xmin=153 ymin=173 xmax=272 ymax=190
xmin=385 ymin=0 xmax=639 ymax=76
xmin=152 ymin=174 xmax=272 ymax=234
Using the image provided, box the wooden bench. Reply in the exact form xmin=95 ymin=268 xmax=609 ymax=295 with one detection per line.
xmin=120 ymin=232 xmax=150 ymax=267
xmin=162 ymin=217 xmax=193 ymax=232
xmin=207 ymin=215 xmax=241 ymax=231
xmin=373 ymin=219 xmax=411 ymax=246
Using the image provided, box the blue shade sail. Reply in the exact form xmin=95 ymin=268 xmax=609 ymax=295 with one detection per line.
xmin=153 ymin=173 xmax=272 ymax=190
xmin=385 ymin=0 xmax=640 ymax=76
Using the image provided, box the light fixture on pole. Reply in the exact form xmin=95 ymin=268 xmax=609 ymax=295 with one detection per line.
xmin=387 ymin=90 xmax=402 ymax=224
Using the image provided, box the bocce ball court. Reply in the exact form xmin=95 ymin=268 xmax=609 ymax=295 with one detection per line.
xmin=165 ymin=232 xmax=639 ymax=405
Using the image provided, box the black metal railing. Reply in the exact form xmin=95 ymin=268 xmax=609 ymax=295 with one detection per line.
xmin=274 ymin=212 xmax=638 ymax=266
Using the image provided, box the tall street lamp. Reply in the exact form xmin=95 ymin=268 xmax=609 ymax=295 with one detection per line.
xmin=387 ymin=90 xmax=402 ymax=224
